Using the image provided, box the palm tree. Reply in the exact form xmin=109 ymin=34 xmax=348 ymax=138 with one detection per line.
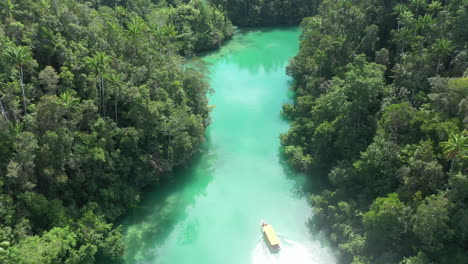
xmin=2 ymin=45 xmax=33 ymax=114
xmin=393 ymin=4 xmax=409 ymax=30
xmin=115 ymin=6 xmax=127 ymax=27
xmin=440 ymin=131 xmax=468 ymax=172
xmin=151 ymin=24 xmax=180 ymax=52
xmin=399 ymin=10 xmax=415 ymax=29
xmin=427 ymin=1 xmax=442 ymax=14
xmin=85 ymin=51 xmax=110 ymax=115
xmin=393 ymin=28 xmax=414 ymax=57
xmin=107 ymin=21 xmax=121 ymax=34
xmin=105 ymin=72 xmax=124 ymax=124
xmin=151 ymin=25 xmax=164 ymax=44
xmin=0 ymin=0 xmax=19 ymax=18
xmin=10 ymin=122 xmax=23 ymax=136
xmin=431 ymin=38 xmax=453 ymax=74
xmin=39 ymin=0 xmax=51 ymax=11
xmin=161 ymin=25 xmax=178 ymax=42
xmin=409 ymin=0 xmax=427 ymax=15
xmin=126 ymin=16 xmax=147 ymax=57
xmin=415 ymin=14 xmax=434 ymax=37
xmin=106 ymin=21 xmax=122 ymax=44
xmin=393 ymin=4 xmax=407 ymax=15
xmin=54 ymin=90 xmax=79 ymax=110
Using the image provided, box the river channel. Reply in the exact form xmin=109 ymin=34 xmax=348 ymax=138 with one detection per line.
xmin=118 ymin=27 xmax=336 ymax=264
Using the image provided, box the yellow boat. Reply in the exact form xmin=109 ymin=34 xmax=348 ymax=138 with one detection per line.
xmin=261 ymin=219 xmax=280 ymax=251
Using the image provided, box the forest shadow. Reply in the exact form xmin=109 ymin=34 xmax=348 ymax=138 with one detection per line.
xmin=277 ymin=148 xmax=341 ymax=262
xmin=99 ymin=135 xmax=216 ymax=264
xmin=278 ymin=149 xmax=331 ymax=198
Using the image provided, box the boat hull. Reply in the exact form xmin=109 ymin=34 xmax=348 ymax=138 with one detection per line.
xmin=261 ymin=220 xmax=280 ymax=252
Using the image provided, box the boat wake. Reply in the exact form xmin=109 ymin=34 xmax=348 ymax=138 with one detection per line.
xmin=251 ymin=234 xmax=333 ymax=264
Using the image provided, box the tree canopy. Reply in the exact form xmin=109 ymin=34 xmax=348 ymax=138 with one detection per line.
xmin=282 ymin=0 xmax=468 ymax=262
xmin=0 ymin=0 xmax=233 ymax=262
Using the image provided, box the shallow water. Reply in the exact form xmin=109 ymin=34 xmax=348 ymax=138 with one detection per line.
xmin=116 ymin=28 xmax=337 ymax=264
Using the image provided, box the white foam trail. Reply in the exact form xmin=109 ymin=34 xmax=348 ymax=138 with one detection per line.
xmin=251 ymin=234 xmax=334 ymax=264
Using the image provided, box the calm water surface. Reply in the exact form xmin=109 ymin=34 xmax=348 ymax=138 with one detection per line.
xmin=119 ymin=28 xmax=337 ymax=264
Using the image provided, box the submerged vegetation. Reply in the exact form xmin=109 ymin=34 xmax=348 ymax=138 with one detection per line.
xmin=281 ymin=0 xmax=468 ymax=262
xmin=0 ymin=0 xmax=232 ymax=262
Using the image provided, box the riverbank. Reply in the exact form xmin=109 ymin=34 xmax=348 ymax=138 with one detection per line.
xmin=105 ymin=27 xmax=337 ymax=264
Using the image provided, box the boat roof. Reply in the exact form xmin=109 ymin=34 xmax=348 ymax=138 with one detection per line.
xmin=263 ymin=225 xmax=280 ymax=246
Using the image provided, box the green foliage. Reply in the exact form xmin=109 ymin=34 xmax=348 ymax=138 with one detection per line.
xmin=7 ymin=227 xmax=77 ymax=264
xmin=363 ymin=193 xmax=407 ymax=252
xmin=399 ymin=252 xmax=431 ymax=264
xmin=379 ymin=103 xmax=418 ymax=145
xmin=38 ymin=66 xmax=60 ymax=94
xmin=0 ymin=0 xmax=230 ymax=262
xmin=282 ymin=55 xmax=385 ymax=170
xmin=412 ymin=194 xmax=454 ymax=252
xmin=283 ymin=0 xmax=468 ymax=262
xmin=0 ymin=0 xmax=20 ymax=19
xmin=440 ymin=130 xmax=468 ymax=171
xmin=283 ymin=145 xmax=313 ymax=170
xmin=144 ymin=0 xmax=234 ymax=55
xmin=210 ymin=0 xmax=322 ymax=26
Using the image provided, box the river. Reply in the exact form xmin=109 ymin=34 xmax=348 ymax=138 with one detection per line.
xmin=117 ymin=27 xmax=337 ymax=264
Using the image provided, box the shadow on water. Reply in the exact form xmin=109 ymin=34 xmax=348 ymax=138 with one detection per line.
xmin=200 ymin=26 xmax=298 ymax=56
xmin=276 ymin=148 xmax=339 ymax=260
xmin=202 ymin=27 xmax=300 ymax=74
xmin=277 ymin=150 xmax=331 ymax=198
xmin=100 ymin=134 xmax=216 ymax=264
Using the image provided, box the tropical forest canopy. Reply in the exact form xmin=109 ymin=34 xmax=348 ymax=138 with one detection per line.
xmin=0 ymin=0 xmax=232 ymax=262
xmin=281 ymin=0 xmax=468 ymax=263
xmin=209 ymin=0 xmax=322 ymax=26
xmin=0 ymin=0 xmax=467 ymax=263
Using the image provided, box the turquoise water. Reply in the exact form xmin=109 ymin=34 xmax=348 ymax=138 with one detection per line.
xmin=119 ymin=28 xmax=336 ymax=264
